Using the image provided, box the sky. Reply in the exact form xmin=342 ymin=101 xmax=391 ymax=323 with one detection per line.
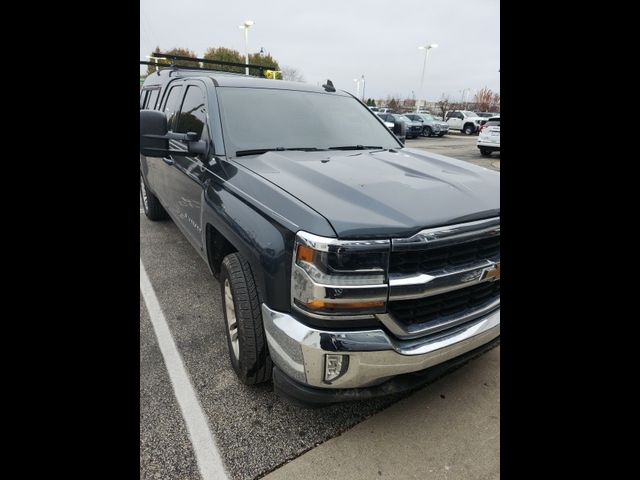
xmin=140 ymin=0 xmax=499 ymax=103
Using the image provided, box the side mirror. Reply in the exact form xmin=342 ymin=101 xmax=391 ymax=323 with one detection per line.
xmin=140 ymin=110 xmax=169 ymax=157
xmin=393 ymin=119 xmax=407 ymax=145
xmin=188 ymin=140 xmax=208 ymax=155
xmin=140 ymin=110 xmax=209 ymax=158
xmin=393 ymin=119 xmax=407 ymax=135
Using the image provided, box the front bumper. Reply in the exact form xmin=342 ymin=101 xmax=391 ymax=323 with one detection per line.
xmin=262 ymin=304 xmax=500 ymax=391
xmin=273 ymin=336 xmax=500 ymax=406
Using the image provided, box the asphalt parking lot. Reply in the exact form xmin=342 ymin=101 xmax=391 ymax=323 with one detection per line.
xmin=407 ymin=131 xmax=500 ymax=171
xmin=140 ymin=137 xmax=500 ymax=480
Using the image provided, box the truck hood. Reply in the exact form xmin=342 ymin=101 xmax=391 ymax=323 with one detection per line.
xmin=233 ymin=148 xmax=499 ymax=239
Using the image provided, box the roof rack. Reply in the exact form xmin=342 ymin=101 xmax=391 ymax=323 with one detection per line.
xmin=140 ymin=52 xmax=277 ymax=77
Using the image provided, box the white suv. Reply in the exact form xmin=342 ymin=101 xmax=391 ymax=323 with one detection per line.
xmin=446 ymin=110 xmax=485 ymax=135
xmin=477 ymin=116 xmax=500 ymax=156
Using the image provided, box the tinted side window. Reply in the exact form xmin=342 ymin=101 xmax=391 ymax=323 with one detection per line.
xmin=163 ymin=86 xmax=184 ymax=131
xmin=176 ymin=86 xmax=206 ymax=139
xmin=146 ymin=89 xmax=160 ymax=110
xmin=486 ymin=120 xmax=500 ymax=127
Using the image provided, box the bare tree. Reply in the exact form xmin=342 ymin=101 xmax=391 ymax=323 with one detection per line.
xmin=386 ymin=94 xmax=402 ymax=111
xmin=491 ymin=92 xmax=500 ymax=112
xmin=281 ymin=66 xmax=305 ymax=82
xmin=436 ymin=95 xmax=450 ymax=120
xmin=473 ymin=87 xmax=499 ymax=112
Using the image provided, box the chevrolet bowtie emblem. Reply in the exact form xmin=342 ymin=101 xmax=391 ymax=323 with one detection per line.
xmin=482 ymin=263 xmax=501 ymax=282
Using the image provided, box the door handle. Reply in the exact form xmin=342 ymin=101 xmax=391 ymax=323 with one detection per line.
xmin=162 ymin=157 xmax=174 ymax=166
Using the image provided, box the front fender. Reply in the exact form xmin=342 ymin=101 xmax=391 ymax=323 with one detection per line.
xmin=201 ymin=163 xmax=336 ymax=312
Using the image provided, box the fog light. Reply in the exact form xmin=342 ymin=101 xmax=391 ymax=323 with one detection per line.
xmin=324 ymin=354 xmax=349 ymax=383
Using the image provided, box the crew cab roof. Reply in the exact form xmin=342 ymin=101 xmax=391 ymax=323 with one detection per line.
xmin=143 ymin=68 xmax=349 ymax=95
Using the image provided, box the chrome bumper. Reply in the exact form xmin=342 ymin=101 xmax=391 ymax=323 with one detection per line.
xmin=262 ymin=304 xmax=500 ymax=389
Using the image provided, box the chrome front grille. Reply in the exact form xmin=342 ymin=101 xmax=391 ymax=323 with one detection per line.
xmin=388 ymin=280 xmax=500 ymax=326
xmin=378 ymin=217 xmax=500 ymax=339
xmin=389 ymin=235 xmax=499 ymax=275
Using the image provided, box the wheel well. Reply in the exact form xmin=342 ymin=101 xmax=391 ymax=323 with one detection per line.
xmin=206 ymin=224 xmax=237 ymax=278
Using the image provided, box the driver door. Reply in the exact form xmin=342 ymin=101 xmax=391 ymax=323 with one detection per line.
xmin=162 ymin=81 xmax=209 ymax=252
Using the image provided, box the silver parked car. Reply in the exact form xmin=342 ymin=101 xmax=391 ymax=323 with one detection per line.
xmin=405 ymin=113 xmax=450 ymax=137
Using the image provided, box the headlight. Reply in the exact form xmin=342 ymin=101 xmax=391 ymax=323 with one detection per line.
xmin=291 ymin=231 xmax=390 ymax=317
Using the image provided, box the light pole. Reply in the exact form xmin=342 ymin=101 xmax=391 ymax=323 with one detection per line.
xmin=361 ymin=74 xmax=365 ymax=102
xmin=353 ymin=78 xmax=360 ymax=98
xmin=417 ymin=43 xmax=438 ymax=112
xmin=238 ymin=20 xmax=254 ymax=75
xmin=460 ymin=88 xmax=470 ymax=107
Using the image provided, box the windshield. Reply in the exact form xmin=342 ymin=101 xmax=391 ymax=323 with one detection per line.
xmin=216 ymin=87 xmax=401 ymax=156
xmin=421 ymin=114 xmax=435 ymax=121
xmin=462 ymin=111 xmax=478 ymax=117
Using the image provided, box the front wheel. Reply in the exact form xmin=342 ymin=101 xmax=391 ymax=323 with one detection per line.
xmin=480 ymin=147 xmax=492 ymax=156
xmin=220 ymin=253 xmax=272 ymax=385
xmin=422 ymin=126 xmax=433 ymax=137
xmin=140 ymin=172 xmax=168 ymax=221
xmin=463 ymin=124 xmax=476 ymax=135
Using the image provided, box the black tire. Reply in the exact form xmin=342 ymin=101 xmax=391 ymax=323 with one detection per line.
xmin=422 ymin=126 xmax=433 ymax=137
xmin=463 ymin=123 xmax=476 ymax=135
xmin=220 ymin=253 xmax=272 ymax=385
xmin=140 ymin=172 xmax=168 ymax=221
xmin=480 ymin=148 xmax=492 ymax=156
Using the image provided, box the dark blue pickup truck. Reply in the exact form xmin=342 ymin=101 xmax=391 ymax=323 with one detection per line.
xmin=139 ymin=66 xmax=500 ymax=406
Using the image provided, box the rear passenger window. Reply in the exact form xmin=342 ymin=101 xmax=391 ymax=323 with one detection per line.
xmin=146 ymin=89 xmax=160 ymax=110
xmin=163 ymin=86 xmax=184 ymax=131
xmin=176 ymin=86 xmax=207 ymax=139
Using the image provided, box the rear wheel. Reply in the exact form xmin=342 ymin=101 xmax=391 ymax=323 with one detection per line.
xmin=140 ymin=172 xmax=168 ymax=221
xmin=480 ymin=148 xmax=492 ymax=156
xmin=463 ymin=123 xmax=476 ymax=135
xmin=220 ymin=253 xmax=272 ymax=385
xmin=422 ymin=126 xmax=433 ymax=137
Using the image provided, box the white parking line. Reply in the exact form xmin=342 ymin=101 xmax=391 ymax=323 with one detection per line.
xmin=140 ymin=259 xmax=229 ymax=480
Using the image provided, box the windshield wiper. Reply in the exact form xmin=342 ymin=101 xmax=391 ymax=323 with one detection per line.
xmin=235 ymin=147 xmax=327 ymax=157
xmin=328 ymin=145 xmax=383 ymax=151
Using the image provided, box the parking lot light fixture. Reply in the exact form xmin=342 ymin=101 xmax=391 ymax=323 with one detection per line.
xmin=417 ymin=43 xmax=438 ymax=112
xmin=238 ymin=20 xmax=254 ymax=75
